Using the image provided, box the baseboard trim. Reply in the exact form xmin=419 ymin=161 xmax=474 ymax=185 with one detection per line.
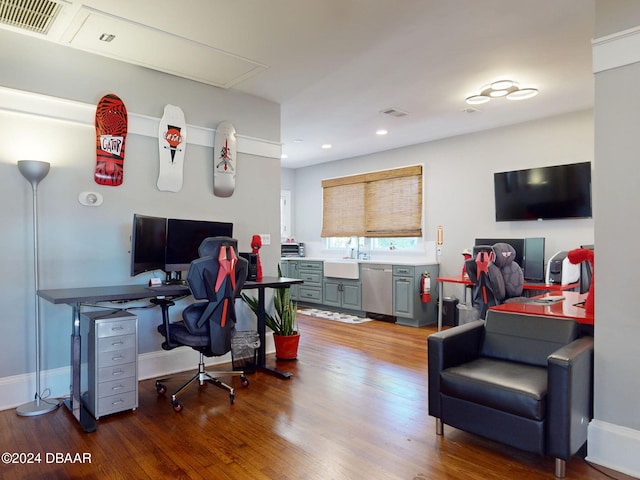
xmin=0 ymin=333 xmax=274 ymax=412
xmin=587 ymin=419 xmax=640 ymax=478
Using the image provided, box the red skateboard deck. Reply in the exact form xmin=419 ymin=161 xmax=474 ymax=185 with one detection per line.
xmin=95 ymin=94 xmax=128 ymax=186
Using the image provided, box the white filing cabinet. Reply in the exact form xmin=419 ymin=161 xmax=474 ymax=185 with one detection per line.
xmin=82 ymin=310 xmax=138 ymax=419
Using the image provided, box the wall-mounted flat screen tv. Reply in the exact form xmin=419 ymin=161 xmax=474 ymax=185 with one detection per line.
xmin=493 ymin=162 xmax=592 ymax=221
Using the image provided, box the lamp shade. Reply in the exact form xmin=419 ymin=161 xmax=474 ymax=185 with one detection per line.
xmin=18 ymin=160 xmax=50 ymax=188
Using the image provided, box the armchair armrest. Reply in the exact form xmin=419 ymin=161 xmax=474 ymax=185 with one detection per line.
xmin=546 ymin=336 xmax=594 ymax=460
xmin=428 ymin=320 xmax=485 ymax=418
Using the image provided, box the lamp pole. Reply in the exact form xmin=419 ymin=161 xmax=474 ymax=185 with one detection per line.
xmin=16 ymin=160 xmax=58 ymax=417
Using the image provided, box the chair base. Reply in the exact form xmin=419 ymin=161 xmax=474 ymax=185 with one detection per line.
xmin=155 ymin=352 xmax=248 ymax=411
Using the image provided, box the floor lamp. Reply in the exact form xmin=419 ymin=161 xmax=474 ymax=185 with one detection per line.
xmin=16 ymin=160 xmax=58 ymax=417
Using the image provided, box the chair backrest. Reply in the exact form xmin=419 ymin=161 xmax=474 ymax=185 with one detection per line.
xmin=184 ymin=237 xmax=248 ymax=355
xmin=480 ymin=310 xmax=579 ymax=367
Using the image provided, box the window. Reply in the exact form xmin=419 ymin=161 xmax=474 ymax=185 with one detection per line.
xmin=321 ymin=165 xmax=422 ymax=238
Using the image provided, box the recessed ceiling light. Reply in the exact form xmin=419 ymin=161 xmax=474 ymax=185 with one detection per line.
xmin=293 ymin=139 xmax=304 ymax=143
xmin=376 ymin=129 xmax=388 ymax=136
xmin=321 ymin=144 xmax=332 ymax=149
xmin=281 ymin=153 xmax=288 ymax=159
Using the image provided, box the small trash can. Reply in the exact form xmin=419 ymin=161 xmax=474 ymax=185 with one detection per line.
xmin=442 ymin=297 xmax=459 ymax=327
xmin=457 ymin=303 xmax=480 ymax=325
xmin=231 ymin=331 xmax=260 ymax=373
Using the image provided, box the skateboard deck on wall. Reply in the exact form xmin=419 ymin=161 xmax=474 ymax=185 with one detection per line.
xmin=95 ymin=94 xmax=128 ymax=186
xmin=213 ymin=121 xmax=237 ymax=197
xmin=157 ymin=104 xmax=187 ymax=192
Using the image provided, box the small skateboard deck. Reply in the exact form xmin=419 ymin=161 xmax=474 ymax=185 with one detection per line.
xmin=157 ymin=104 xmax=187 ymax=192
xmin=213 ymin=121 xmax=237 ymax=197
xmin=95 ymin=94 xmax=127 ymax=186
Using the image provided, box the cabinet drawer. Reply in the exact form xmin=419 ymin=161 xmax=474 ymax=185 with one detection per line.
xmin=98 ymin=334 xmax=136 ymax=353
xmin=98 ymin=376 xmax=137 ymax=398
xmin=298 ymin=286 xmax=322 ymax=302
xmin=300 ymin=271 xmax=322 ymax=284
xmin=98 ymin=362 xmax=136 ymax=383
xmin=97 ymin=319 xmax=137 ymax=338
xmin=97 ymin=390 xmax=137 ymax=416
xmin=393 ymin=265 xmax=414 ymax=277
xmin=98 ymin=347 xmax=136 ymax=368
xmin=299 ymin=261 xmax=322 ymax=271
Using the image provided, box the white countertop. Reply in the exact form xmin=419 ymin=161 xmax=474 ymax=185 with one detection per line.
xmin=281 ymin=257 xmax=438 ymax=266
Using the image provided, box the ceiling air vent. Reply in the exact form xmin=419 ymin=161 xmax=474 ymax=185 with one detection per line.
xmin=380 ymin=108 xmax=408 ymax=118
xmin=0 ymin=0 xmax=63 ymax=35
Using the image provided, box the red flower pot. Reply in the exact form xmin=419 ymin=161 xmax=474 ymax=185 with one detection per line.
xmin=273 ymin=332 xmax=300 ymax=360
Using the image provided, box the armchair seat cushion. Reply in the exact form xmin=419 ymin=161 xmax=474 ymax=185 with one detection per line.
xmin=441 ymin=357 xmax=547 ymax=420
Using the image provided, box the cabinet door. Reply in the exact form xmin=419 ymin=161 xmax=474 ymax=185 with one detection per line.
xmin=323 ymin=280 xmax=341 ymax=307
xmin=393 ymin=276 xmax=414 ymax=318
xmin=341 ymin=283 xmax=362 ymax=310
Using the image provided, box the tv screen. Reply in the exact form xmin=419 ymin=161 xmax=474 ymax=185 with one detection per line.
xmin=493 ymin=162 xmax=592 ymax=221
xmin=130 ymin=214 xmax=167 ymax=276
xmin=165 ymin=218 xmax=233 ymax=273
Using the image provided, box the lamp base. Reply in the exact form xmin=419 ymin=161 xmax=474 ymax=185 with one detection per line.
xmin=16 ymin=398 xmax=59 ymax=417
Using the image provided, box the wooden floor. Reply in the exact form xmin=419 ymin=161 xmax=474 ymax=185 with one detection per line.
xmin=0 ymin=314 xmax=629 ymax=480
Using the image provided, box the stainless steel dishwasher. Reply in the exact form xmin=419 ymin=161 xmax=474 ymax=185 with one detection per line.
xmin=361 ymin=264 xmax=393 ymax=316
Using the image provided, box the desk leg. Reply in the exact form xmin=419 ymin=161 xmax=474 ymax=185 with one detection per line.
xmin=254 ymin=287 xmax=292 ymax=380
xmin=65 ymin=304 xmax=96 ymax=433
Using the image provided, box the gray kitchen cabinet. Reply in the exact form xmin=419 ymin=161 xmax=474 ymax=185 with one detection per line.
xmin=323 ymin=278 xmax=362 ymax=310
xmin=392 ymin=264 xmax=439 ymax=327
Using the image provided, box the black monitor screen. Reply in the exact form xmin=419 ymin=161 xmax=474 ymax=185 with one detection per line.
xmin=523 ymin=237 xmax=545 ymax=282
xmin=130 ymin=214 xmax=167 ymax=276
xmin=165 ymin=218 xmax=233 ymax=272
xmin=494 ymin=162 xmax=592 ymax=221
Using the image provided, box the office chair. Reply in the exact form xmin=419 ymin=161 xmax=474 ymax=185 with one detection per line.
xmin=155 ymin=237 xmax=249 ymax=412
xmin=465 ymin=242 xmax=525 ymax=318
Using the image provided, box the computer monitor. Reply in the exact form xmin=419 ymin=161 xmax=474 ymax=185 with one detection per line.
xmin=523 ymin=237 xmax=545 ymax=282
xmin=130 ymin=214 xmax=167 ymax=276
xmin=164 ymin=218 xmax=234 ymax=274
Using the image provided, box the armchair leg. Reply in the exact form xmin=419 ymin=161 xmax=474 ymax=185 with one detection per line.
xmin=555 ymin=458 xmax=566 ymax=478
xmin=436 ymin=418 xmax=443 ymax=435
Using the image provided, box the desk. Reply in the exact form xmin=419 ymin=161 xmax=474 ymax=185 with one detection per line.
xmin=39 ymin=277 xmax=302 ymax=432
xmin=39 ymin=284 xmax=190 ymax=433
xmin=436 ymin=276 xmax=581 ymax=331
xmin=489 ymin=291 xmax=593 ymax=326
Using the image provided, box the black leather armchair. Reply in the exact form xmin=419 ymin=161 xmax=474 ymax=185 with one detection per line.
xmin=428 ymin=310 xmax=593 ymax=478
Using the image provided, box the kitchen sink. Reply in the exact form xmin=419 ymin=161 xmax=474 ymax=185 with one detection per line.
xmin=323 ymin=260 xmax=360 ymax=279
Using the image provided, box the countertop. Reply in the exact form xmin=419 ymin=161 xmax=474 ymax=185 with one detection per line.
xmin=281 ymin=257 xmax=438 ymax=266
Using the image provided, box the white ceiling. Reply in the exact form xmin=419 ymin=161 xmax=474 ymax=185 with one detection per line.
xmin=2 ymin=0 xmax=595 ymax=168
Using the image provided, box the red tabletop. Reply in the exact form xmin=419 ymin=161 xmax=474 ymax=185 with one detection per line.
xmin=489 ymin=291 xmax=593 ymax=325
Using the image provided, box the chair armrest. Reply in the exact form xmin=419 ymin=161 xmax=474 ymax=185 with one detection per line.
xmin=428 ymin=320 xmax=485 ymax=418
xmin=546 ymin=336 xmax=594 ymax=460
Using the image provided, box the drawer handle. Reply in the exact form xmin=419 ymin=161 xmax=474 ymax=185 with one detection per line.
xmin=112 ymin=384 xmax=125 ymax=391
xmin=112 ymin=399 xmax=125 ymax=405
xmin=111 ymin=326 xmax=125 ymax=332
xmin=111 ymin=341 xmax=125 ymax=346
xmin=112 ymin=370 xmax=124 ymax=376
xmin=112 ymin=355 xmax=124 ymax=361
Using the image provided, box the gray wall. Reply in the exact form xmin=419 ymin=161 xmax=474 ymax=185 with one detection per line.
xmin=594 ymin=0 xmax=640 ymax=439
xmin=0 ymin=29 xmax=281 ymax=377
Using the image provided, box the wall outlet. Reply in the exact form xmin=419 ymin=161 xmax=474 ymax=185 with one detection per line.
xmin=436 ymin=246 xmax=443 ymax=256
xmin=260 ymin=234 xmax=271 ymax=245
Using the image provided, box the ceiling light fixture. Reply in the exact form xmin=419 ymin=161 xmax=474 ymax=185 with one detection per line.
xmin=376 ymin=129 xmax=388 ymax=136
xmin=321 ymin=144 xmax=332 ymax=149
xmin=99 ymin=33 xmax=116 ymax=42
xmin=465 ymin=80 xmax=538 ymax=105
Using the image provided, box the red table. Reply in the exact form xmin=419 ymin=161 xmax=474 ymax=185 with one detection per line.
xmin=489 ymin=291 xmax=593 ymax=325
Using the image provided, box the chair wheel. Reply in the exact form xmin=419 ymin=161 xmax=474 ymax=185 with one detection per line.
xmin=156 ymin=382 xmax=167 ymax=395
xmin=172 ymin=399 xmax=183 ymax=412
xmin=229 ymin=393 xmax=235 ymax=405
xmin=240 ymin=376 xmax=249 ymax=387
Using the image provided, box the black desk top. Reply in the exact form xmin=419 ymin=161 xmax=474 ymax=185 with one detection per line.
xmin=38 ymin=277 xmax=304 ymax=305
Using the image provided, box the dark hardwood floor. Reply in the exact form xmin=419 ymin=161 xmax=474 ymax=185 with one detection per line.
xmin=0 ymin=313 xmax=630 ymax=479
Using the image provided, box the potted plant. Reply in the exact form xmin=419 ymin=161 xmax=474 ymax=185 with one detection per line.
xmin=241 ymin=266 xmax=300 ymax=360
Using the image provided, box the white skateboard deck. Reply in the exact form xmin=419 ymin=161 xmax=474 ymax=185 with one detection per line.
xmin=157 ymin=104 xmax=186 ymax=192
xmin=213 ymin=121 xmax=237 ymax=197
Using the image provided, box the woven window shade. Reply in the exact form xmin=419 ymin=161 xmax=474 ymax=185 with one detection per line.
xmin=321 ymin=165 xmax=422 ymax=238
